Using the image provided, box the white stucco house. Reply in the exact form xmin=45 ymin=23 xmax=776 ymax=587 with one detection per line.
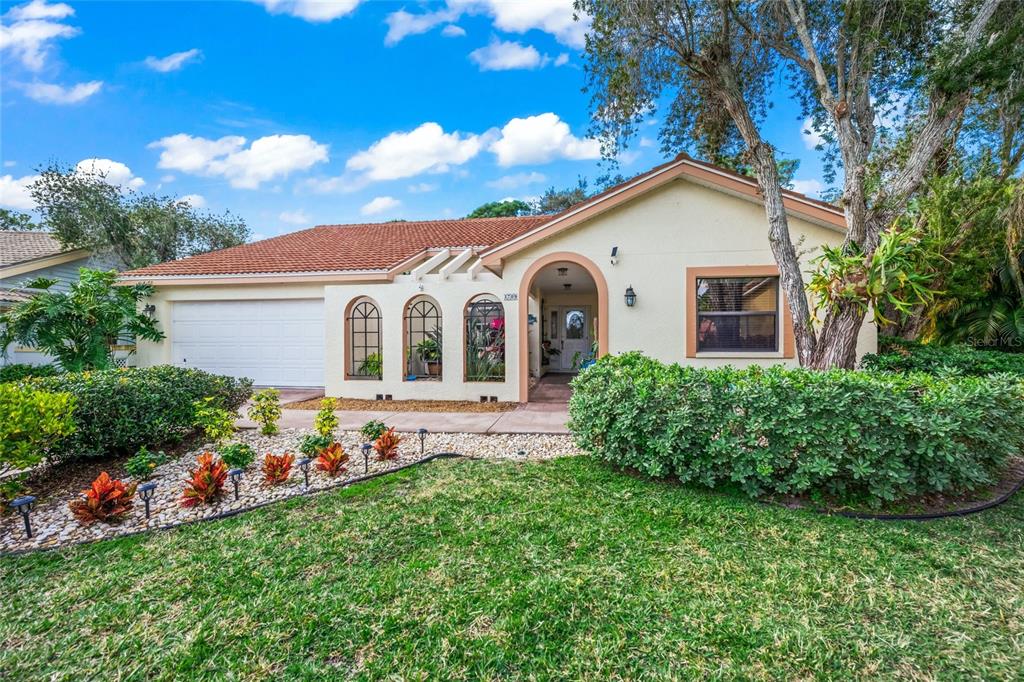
xmin=121 ymin=156 xmax=876 ymax=402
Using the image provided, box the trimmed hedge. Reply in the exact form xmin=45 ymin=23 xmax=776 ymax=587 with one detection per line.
xmin=0 ymin=363 xmax=58 ymax=383
xmin=30 ymin=366 xmax=252 ymax=461
xmin=862 ymin=337 xmax=1024 ymax=376
xmin=569 ymin=353 xmax=1024 ymax=504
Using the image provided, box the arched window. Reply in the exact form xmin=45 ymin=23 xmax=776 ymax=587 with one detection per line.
xmin=346 ymin=297 xmax=382 ymax=380
xmin=465 ymin=294 xmax=505 ymax=382
xmin=403 ymin=295 xmax=442 ymax=380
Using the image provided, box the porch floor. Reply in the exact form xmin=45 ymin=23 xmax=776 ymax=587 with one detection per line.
xmin=528 ymin=372 xmax=575 ymax=404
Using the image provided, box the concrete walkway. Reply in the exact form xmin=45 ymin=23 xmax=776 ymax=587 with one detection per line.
xmin=237 ymin=403 xmax=570 ymax=435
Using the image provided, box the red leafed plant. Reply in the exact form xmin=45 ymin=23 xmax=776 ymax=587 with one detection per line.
xmin=180 ymin=452 xmax=228 ymax=507
xmin=373 ymin=427 xmax=402 ymax=461
xmin=316 ymin=442 xmax=349 ymax=477
xmin=262 ymin=452 xmax=294 ymax=485
xmin=69 ymin=472 xmax=137 ymax=525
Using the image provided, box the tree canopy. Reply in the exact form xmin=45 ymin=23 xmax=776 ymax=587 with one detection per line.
xmin=466 ymin=199 xmax=533 ymax=218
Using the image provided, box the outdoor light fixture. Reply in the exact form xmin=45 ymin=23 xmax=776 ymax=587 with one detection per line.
xmin=361 ymin=443 xmax=372 ymax=474
xmin=297 ymin=458 xmax=312 ymax=489
xmin=624 ymin=285 xmax=637 ymax=307
xmin=563 ymin=283 xmax=572 ymax=290
xmin=557 ymin=266 xmax=568 ymax=277
xmin=610 ymin=246 xmax=619 ymax=265
xmin=417 ymin=428 xmax=428 ymax=455
xmin=517 ymin=449 xmax=526 ymax=458
xmin=138 ymin=482 xmax=157 ymax=519
xmin=228 ymin=468 xmax=244 ymax=500
xmin=9 ymin=495 xmax=35 ymax=539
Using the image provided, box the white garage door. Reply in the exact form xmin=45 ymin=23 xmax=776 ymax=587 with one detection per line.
xmin=171 ymin=299 xmax=325 ymax=387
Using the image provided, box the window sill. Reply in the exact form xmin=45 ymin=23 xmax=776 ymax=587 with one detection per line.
xmin=694 ymin=351 xmax=785 ymax=359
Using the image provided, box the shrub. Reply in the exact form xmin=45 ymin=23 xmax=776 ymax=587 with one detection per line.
xmin=180 ymin=452 xmax=228 ymax=507
xmin=69 ymin=472 xmax=137 ymax=525
xmin=569 ymin=353 xmax=1024 ymax=505
xmin=0 ymin=382 xmax=76 ymax=481
xmin=862 ymin=337 xmax=1024 ymax=376
xmin=31 ymin=366 xmax=252 ymax=462
xmin=299 ymin=433 xmax=333 ymax=458
xmin=193 ymin=397 xmax=236 ymax=447
xmin=219 ymin=442 xmax=256 ymax=470
xmin=0 ymin=363 xmax=58 ymax=383
xmin=360 ymin=419 xmax=387 ymax=442
xmin=124 ymin=447 xmax=168 ymax=480
xmin=262 ymin=452 xmax=294 ymax=485
xmin=314 ymin=398 xmax=339 ymax=437
xmin=373 ymin=427 xmax=402 ymax=461
xmin=316 ymin=442 xmax=349 ymax=477
xmin=247 ymin=388 xmax=282 ymax=436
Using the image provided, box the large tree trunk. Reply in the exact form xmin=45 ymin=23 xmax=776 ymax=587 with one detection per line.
xmin=809 ymin=303 xmax=865 ymax=369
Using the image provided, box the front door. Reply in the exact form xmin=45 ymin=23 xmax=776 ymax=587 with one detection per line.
xmin=555 ymin=306 xmax=590 ymax=371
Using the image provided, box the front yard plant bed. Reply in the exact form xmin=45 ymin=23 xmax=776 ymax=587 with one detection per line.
xmin=2 ymin=457 xmax=1023 ymax=679
xmin=0 ymin=430 xmax=581 ymax=553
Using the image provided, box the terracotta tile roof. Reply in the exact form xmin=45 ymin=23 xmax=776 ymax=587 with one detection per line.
xmin=123 ymin=216 xmax=551 ymax=277
xmin=0 ymin=231 xmax=66 ymax=267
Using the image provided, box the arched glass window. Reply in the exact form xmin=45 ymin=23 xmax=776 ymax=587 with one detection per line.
xmin=404 ymin=296 xmax=442 ymax=380
xmin=346 ymin=297 xmax=382 ymax=380
xmin=465 ymin=294 xmax=505 ymax=382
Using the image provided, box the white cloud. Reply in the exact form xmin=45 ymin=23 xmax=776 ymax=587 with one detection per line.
xmin=802 ymin=117 xmax=825 ymax=150
xmin=360 ymin=196 xmax=400 ymax=216
xmin=252 ymin=0 xmax=360 ymax=22
xmin=144 ymin=48 xmax=202 ymax=73
xmin=0 ymin=0 xmax=78 ymax=71
xmin=408 ymin=182 xmax=439 ymax=193
xmin=3 ymin=161 xmax=16 ymax=168
xmin=346 ymin=122 xmax=484 ymax=181
xmin=21 ymin=80 xmax=102 ymax=104
xmin=553 ymin=52 xmax=569 ymax=67
xmin=160 ymin=174 xmax=175 ymax=183
xmin=179 ymin=193 xmax=206 ymax=208
xmin=150 ymin=133 xmax=329 ymax=189
xmin=469 ymin=38 xmax=544 ymax=71
xmin=639 ymin=137 xmax=655 ymax=148
xmin=0 ymin=173 xmax=38 ymax=209
xmin=384 ymin=7 xmax=458 ymax=46
xmin=279 ymin=209 xmax=310 ymax=224
xmin=75 ymin=158 xmax=145 ymax=189
xmin=441 ymin=24 xmax=465 ymax=38
xmin=385 ymin=1 xmax=588 ymax=48
xmin=790 ymin=178 xmax=824 ymax=197
xmin=486 ymin=171 xmax=545 ymax=189
xmin=489 ymin=112 xmax=600 ymax=166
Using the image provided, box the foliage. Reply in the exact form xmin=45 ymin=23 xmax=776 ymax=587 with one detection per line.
xmin=415 ymin=337 xmax=441 ymax=362
xmin=0 ymin=382 xmax=76 ymax=480
xmin=192 ymin=397 xmax=237 ymax=447
xmin=68 ymin=472 xmax=137 ymax=526
xmin=466 ymin=199 xmax=532 ymax=218
xmin=0 ymin=363 xmax=58 ymax=383
xmin=124 ymin=447 xmax=168 ymax=480
xmin=358 ymin=353 xmax=383 ymax=378
xmin=314 ymin=397 xmax=338 ymax=437
xmin=180 ymin=452 xmax=228 ymax=507
xmin=373 ymin=427 xmax=402 ymax=461
xmin=299 ymin=434 xmax=333 ymax=458
xmin=862 ymin=337 xmax=1024 ymax=376
xmin=32 ymin=366 xmax=252 ymax=461
xmin=0 ymin=208 xmax=36 ymax=230
xmin=315 ymin=442 xmax=349 ymax=477
xmin=570 ymin=353 xmax=1024 ymax=504
xmin=359 ymin=419 xmax=387 ymax=442
xmin=466 ymin=314 xmax=505 ymax=381
xmin=262 ymin=452 xmax=294 ymax=485
xmin=246 ymin=388 xmax=282 ymax=436
xmin=219 ymin=442 xmax=256 ymax=470
xmin=0 ymin=269 xmax=164 ymax=372
xmin=27 ymin=161 xmax=248 ymax=270
xmin=531 ymin=178 xmax=589 ymax=214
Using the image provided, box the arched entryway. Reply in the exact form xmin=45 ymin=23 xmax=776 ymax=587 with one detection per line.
xmin=518 ymin=252 xmax=609 ymax=402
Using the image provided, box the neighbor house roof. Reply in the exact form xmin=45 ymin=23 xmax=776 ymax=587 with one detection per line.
xmin=0 ymin=231 xmax=65 ymax=267
xmin=121 ymin=156 xmax=846 ymax=281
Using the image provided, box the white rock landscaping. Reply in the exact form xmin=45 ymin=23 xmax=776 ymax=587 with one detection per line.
xmin=1 ymin=429 xmax=582 ymax=554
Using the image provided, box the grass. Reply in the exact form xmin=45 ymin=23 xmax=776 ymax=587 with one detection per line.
xmin=2 ymin=456 xmax=1023 ymax=680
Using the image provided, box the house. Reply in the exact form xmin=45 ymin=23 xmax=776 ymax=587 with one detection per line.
xmin=1 ymin=231 xmax=119 ymax=367
xmin=121 ymin=156 xmax=877 ymax=402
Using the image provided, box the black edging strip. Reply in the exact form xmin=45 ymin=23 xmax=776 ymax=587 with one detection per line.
xmin=1 ymin=452 xmax=466 ymax=558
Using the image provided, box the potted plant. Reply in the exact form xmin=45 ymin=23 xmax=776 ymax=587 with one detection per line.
xmin=415 ymin=327 xmax=442 ymax=377
xmin=358 ymin=352 xmax=383 ymax=378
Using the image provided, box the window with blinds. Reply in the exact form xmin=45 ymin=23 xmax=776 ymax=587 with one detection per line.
xmin=696 ymin=276 xmax=779 ymax=352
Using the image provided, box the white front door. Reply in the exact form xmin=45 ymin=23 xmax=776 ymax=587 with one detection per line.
xmin=553 ymin=306 xmax=591 ymax=371
xmin=171 ymin=299 xmax=325 ymax=386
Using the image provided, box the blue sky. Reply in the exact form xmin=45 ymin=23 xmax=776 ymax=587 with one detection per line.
xmin=1 ymin=0 xmax=827 ymax=241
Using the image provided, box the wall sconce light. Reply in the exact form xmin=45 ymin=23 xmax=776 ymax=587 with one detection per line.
xmin=9 ymin=495 xmax=35 ymax=539
xmin=138 ymin=482 xmax=157 ymax=519
xmin=563 ymin=283 xmax=572 ymax=290
xmin=557 ymin=267 xmax=568 ymax=277
xmin=228 ymin=468 xmax=244 ymax=500
xmin=610 ymin=246 xmax=619 ymax=265
xmin=624 ymin=285 xmax=637 ymax=307
xmin=361 ymin=443 xmax=372 ymax=474
xmin=143 ymin=304 xmax=156 ymax=318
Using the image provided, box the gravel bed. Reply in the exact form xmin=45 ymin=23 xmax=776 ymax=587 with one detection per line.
xmin=0 ymin=430 xmax=582 ymax=554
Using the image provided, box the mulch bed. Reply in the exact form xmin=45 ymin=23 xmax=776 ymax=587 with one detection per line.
xmin=285 ymin=397 xmax=519 ymax=413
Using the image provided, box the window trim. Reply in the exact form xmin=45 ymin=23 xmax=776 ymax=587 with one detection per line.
xmin=685 ymin=266 xmax=795 ymax=359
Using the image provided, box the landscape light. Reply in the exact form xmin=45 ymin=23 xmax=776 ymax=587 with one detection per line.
xmin=417 ymin=428 xmax=428 ymax=455
xmin=138 ymin=482 xmax=157 ymax=519
xmin=297 ymin=458 xmax=312 ymax=489
xmin=9 ymin=496 xmax=36 ymax=539
xmin=361 ymin=443 xmax=372 ymax=474
xmin=228 ymin=468 xmax=244 ymax=500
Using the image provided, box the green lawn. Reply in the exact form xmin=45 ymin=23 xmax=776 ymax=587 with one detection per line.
xmin=2 ymin=457 xmax=1022 ymax=680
